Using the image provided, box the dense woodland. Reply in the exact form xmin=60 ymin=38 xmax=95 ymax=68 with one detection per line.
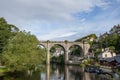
xmin=76 ymin=32 xmax=120 ymax=58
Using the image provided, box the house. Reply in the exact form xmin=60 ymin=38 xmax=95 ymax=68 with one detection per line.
xmin=99 ymin=54 xmax=120 ymax=68
xmin=114 ymin=55 xmax=120 ymax=68
xmin=98 ymin=49 xmax=117 ymax=67
xmin=98 ymin=48 xmax=116 ymax=59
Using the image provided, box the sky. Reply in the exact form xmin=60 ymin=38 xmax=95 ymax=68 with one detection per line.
xmin=0 ymin=0 xmax=120 ymax=41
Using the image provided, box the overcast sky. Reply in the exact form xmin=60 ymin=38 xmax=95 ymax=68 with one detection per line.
xmin=0 ymin=0 xmax=120 ymax=41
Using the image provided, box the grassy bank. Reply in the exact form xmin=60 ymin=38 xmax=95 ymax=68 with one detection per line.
xmin=0 ymin=66 xmax=8 ymax=76
xmin=0 ymin=68 xmax=7 ymax=73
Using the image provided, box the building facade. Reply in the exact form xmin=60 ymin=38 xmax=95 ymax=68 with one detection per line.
xmin=98 ymin=48 xmax=116 ymax=59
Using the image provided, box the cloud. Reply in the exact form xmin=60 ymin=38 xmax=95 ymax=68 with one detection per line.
xmin=37 ymin=27 xmax=77 ymax=40
xmin=0 ymin=0 xmax=120 ymax=41
xmin=0 ymin=0 xmax=110 ymax=23
xmin=116 ymin=0 xmax=120 ymax=2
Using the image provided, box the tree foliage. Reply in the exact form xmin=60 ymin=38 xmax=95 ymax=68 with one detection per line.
xmin=75 ymin=34 xmax=98 ymax=58
xmin=75 ymin=34 xmax=97 ymax=42
xmin=69 ymin=46 xmax=82 ymax=56
xmin=2 ymin=31 xmax=45 ymax=71
xmin=0 ymin=17 xmax=19 ymax=53
xmin=0 ymin=17 xmax=19 ymax=65
xmin=99 ymin=33 xmax=120 ymax=53
xmin=90 ymin=32 xmax=120 ymax=56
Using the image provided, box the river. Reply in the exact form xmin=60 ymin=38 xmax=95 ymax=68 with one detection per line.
xmin=0 ymin=64 xmax=117 ymax=80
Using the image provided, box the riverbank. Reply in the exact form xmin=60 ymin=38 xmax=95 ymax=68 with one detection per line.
xmin=0 ymin=66 xmax=6 ymax=72
xmin=100 ymin=66 xmax=112 ymax=72
xmin=0 ymin=66 xmax=8 ymax=76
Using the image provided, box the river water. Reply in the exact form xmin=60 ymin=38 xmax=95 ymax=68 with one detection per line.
xmin=0 ymin=64 xmax=117 ymax=80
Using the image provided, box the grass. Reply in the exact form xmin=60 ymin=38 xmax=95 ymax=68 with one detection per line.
xmin=0 ymin=66 xmax=8 ymax=73
xmin=0 ymin=66 xmax=8 ymax=76
xmin=0 ymin=68 xmax=7 ymax=73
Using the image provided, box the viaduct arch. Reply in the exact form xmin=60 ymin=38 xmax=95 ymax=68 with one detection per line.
xmin=40 ymin=40 xmax=90 ymax=64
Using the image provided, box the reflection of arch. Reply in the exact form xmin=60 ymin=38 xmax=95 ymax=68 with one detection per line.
xmin=40 ymin=41 xmax=90 ymax=64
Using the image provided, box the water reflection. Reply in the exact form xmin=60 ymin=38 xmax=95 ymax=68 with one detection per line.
xmin=44 ymin=64 xmax=114 ymax=80
xmin=46 ymin=64 xmax=50 ymax=80
xmin=0 ymin=64 xmax=117 ymax=80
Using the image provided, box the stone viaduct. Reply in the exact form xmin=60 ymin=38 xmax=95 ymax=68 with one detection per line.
xmin=40 ymin=40 xmax=90 ymax=64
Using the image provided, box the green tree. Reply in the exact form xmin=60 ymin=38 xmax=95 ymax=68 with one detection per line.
xmin=98 ymin=32 xmax=120 ymax=54
xmin=116 ymin=36 xmax=120 ymax=53
xmin=2 ymin=31 xmax=45 ymax=71
xmin=109 ymin=33 xmax=119 ymax=47
xmin=70 ymin=46 xmax=82 ymax=56
xmin=108 ymin=33 xmax=120 ymax=53
xmin=0 ymin=17 xmax=19 ymax=65
xmin=75 ymin=34 xmax=97 ymax=42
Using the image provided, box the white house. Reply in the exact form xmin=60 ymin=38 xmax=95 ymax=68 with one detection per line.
xmin=98 ymin=50 xmax=116 ymax=59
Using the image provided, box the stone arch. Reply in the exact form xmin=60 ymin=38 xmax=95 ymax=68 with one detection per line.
xmin=39 ymin=44 xmax=47 ymax=50
xmin=49 ymin=44 xmax=66 ymax=63
xmin=39 ymin=41 xmax=90 ymax=64
xmin=49 ymin=43 xmax=66 ymax=52
xmin=68 ymin=44 xmax=83 ymax=56
xmin=68 ymin=42 xmax=84 ymax=56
